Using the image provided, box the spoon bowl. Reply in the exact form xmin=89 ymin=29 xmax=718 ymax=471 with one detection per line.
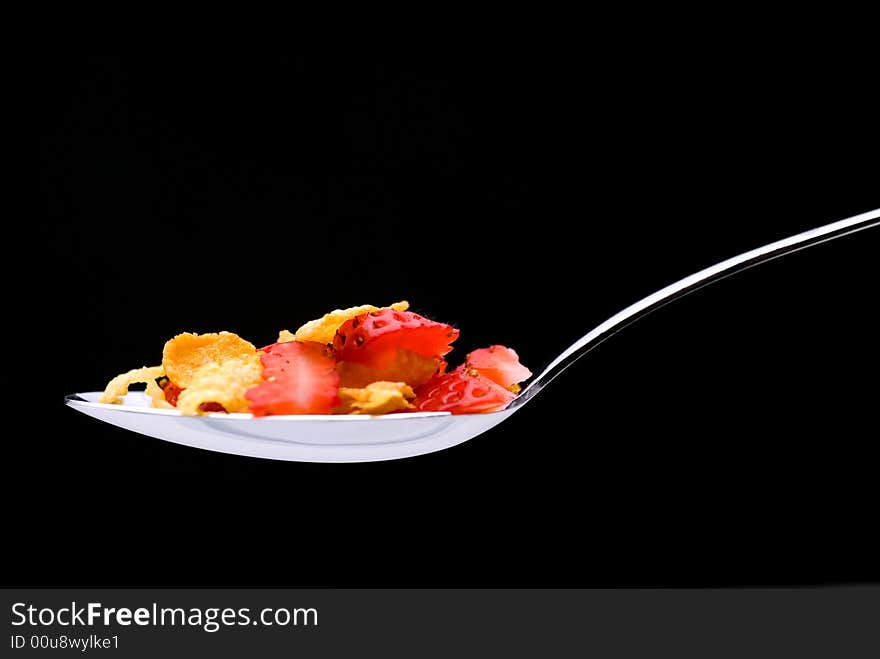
xmin=66 ymin=391 xmax=517 ymax=462
xmin=67 ymin=208 xmax=880 ymax=462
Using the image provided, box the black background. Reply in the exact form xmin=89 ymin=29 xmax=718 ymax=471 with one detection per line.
xmin=21 ymin=53 xmax=878 ymax=586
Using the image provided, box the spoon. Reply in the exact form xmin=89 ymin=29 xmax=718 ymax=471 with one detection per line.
xmin=67 ymin=208 xmax=879 ymax=462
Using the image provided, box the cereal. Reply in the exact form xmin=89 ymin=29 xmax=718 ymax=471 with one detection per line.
xmin=99 ymin=302 xmax=530 ymax=416
xmin=99 ymin=366 xmax=165 ymax=404
xmin=163 ymin=332 xmax=258 ymax=388
xmin=335 ymin=381 xmax=415 ymax=415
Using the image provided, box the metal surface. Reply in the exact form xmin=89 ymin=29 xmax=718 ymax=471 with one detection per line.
xmin=512 ymin=207 xmax=880 ymax=408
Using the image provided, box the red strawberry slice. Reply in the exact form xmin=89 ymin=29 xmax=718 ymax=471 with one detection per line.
xmin=164 ymin=382 xmax=182 ymax=406
xmin=334 ymin=308 xmax=459 ymax=370
xmin=155 ymin=376 xmax=183 ymax=406
xmin=464 ymin=345 xmax=532 ymax=388
xmin=245 ymin=341 xmax=340 ymax=416
xmin=338 ymin=352 xmax=446 ymax=389
xmin=412 ymin=368 xmax=514 ymax=414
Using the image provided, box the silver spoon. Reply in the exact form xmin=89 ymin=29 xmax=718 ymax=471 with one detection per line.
xmin=67 ymin=208 xmax=879 ymax=462
xmin=512 ymin=206 xmax=879 ymax=411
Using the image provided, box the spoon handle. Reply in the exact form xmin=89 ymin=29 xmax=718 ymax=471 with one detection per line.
xmin=512 ymin=207 xmax=880 ymax=407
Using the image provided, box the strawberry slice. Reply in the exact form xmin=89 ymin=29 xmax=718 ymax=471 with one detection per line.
xmin=464 ymin=345 xmax=532 ymax=389
xmin=412 ymin=368 xmax=514 ymax=414
xmin=155 ymin=376 xmax=183 ymax=406
xmin=338 ymin=351 xmax=446 ymax=389
xmin=334 ymin=309 xmax=459 ymax=370
xmin=245 ymin=341 xmax=340 ymax=416
xmin=333 ymin=309 xmax=458 ymax=388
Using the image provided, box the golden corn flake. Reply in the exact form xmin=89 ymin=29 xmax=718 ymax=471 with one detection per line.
xmin=277 ymin=329 xmax=296 ymax=343
xmin=280 ymin=300 xmax=410 ymax=345
xmin=99 ymin=365 xmax=165 ymax=404
xmin=337 ymin=348 xmax=440 ymax=389
xmin=163 ymin=332 xmax=258 ymax=388
xmin=335 ymin=381 xmax=415 ymax=415
xmin=175 ymin=353 xmax=263 ymax=415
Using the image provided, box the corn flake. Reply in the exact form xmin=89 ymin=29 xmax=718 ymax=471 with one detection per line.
xmin=163 ymin=332 xmax=258 ymax=388
xmin=335 ymin=381 xmax=415 ymax=415
xmin=99 ymin=366 xmax=165 ymax=404
xmin=175 ymin=354 xmax=263 ymax=415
